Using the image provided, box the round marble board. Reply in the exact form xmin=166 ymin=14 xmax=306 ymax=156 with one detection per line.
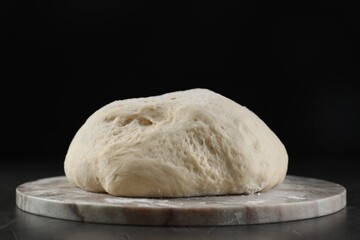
xmin=16 ymin=175 xmax=346 ymax=226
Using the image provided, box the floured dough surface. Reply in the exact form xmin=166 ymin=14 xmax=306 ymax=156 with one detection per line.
xmin=64 ymin=89 xmax=288 ymax=197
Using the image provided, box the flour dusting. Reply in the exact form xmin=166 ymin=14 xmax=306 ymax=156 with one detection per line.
xmin=287 ymin=195 xmax=306 ymax=200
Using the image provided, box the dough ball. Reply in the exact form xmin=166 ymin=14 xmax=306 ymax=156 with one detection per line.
xmin=64 ymin=89 xmax=288 ymax=197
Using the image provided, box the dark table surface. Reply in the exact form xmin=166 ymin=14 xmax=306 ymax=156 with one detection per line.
xmin=1 ymin=159 xmax=359 ymax=240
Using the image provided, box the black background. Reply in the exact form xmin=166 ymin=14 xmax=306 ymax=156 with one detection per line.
xmin=1 ymin=1 xmax=359 ymax=177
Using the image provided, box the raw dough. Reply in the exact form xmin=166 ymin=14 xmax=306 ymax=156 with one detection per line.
xmin=64 ymin=89 xmax=288 ymax=197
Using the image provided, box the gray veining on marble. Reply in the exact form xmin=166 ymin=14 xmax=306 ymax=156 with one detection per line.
xmin=15 ymin=175 xmax=346 ymax=226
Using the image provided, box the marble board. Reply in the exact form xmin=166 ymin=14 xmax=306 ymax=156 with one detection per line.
xmin=16 ymin=175 xmax=346 ymax=226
